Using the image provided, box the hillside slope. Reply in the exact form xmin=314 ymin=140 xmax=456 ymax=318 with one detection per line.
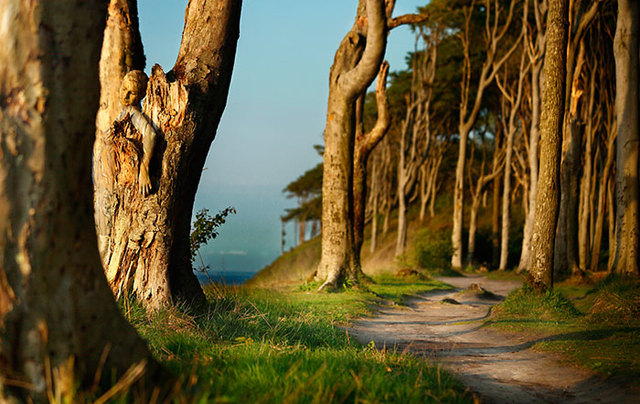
xmin=248 ymin=200 xmax=461 ymax=288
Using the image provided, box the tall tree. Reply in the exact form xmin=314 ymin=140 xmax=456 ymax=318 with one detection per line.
xmin=316 ymin=0 xmax=387 ymax=289
xmin=0 ymin=0 xmax=164 ymax=400
xmin=554 ymin=0 xmax=599 ymax=277
xmin=518 ymin=0 xmax=548 ymax=273
xmin=528 ymin=0 xmax=569 ymax=292
xmin=353 ymin=62 xmax=390 ymax=269
xmin=451 ymin=0 xmax=521 ymax=268
xmin=497 ymin=12 xmax=529 ymax=270
xmin=93 ymin=0 xmax=242 ymax=308
xmin=613 ymin=0 xmax=640 ymax=277
xmin=316 ymin=0 xmax=424 ymax=289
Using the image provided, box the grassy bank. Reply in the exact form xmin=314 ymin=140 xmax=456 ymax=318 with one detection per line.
xmin=125 ymin=275 xmax=471 ymax=403
xmin=487 ymin=276 xmax=640 ymax=385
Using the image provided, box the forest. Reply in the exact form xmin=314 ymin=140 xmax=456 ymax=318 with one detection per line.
xmin=0 ymin=0 xmax=639 ymax=402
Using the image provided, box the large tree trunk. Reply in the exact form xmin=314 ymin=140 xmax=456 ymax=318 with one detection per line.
xmin=528 ymin=0 xmax=569 ymax=292
xmin=613 ymin=0 xmax=640 ymax=277
xmin=0 ymin=0 xmax=164 ymax=400
xmin=317 ymin=0 xmax=387 ymax=289
xmin=94 ymin=0 xmax=145 ymax=257
xmin=95 ymin=0 xmax=242 ymax=308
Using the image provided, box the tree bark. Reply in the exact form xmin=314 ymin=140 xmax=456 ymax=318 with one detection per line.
xmin=317 ymin=0 xmax=387 ymax=289
xmin=613 ymin=0 xmax=640 ymax=277
xmin=353 ymin=62 xmax=390 ymax=270
xmin=519 ymin=0 xmax=547 ymax=273
xmin=94 ymin=0 xmax=145 ymax=257
xmin=528 ymin=0 xmax=569 ymax=292
xmin=0 ymin=0 xmax=164 ymax=400
xmin=95 ymin=0 xmax=242 ymax=308
xmin=498 ymin=35 xmax=528 ymax=271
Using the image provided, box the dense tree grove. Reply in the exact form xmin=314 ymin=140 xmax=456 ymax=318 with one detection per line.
xmin=282 ymin=0 xmax=639 ymax=288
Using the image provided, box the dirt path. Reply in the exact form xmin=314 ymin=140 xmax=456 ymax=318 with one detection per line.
xmin=346 ymin=275 xmax=637 ymax=403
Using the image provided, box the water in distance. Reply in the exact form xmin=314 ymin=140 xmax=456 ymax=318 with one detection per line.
xmin=195 ymin=270 xmax=256 ymax=286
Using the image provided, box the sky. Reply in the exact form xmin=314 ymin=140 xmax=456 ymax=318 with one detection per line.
xmin=138 ymin=0 xmax=426 ymax=274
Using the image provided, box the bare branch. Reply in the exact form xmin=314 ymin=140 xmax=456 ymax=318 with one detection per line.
xmin=388 ymin=13 xmax=428 ymax=30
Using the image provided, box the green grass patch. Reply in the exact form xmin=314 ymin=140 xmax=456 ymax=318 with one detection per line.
xmin=487 ymin=277 xmax=640 ymax=386
xmin=367 ymin=274 xmax=452 ymax=306
xmin=124 ymin=276 xmax=469 ymax=403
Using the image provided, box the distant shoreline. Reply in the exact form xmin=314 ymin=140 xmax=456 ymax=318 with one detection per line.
xmin=195 ymin=270 xmax=257 ymax=286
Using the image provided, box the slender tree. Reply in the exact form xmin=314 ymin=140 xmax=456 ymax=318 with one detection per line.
xmin=528 ymin=0 xmax=569 ymax=292
xmin=518 ymin=0 xmax=548 ymax=273
xmin=451 ymin=0 xmax=521 ymax=268
xmin=0 ymin=0 xmax=165 ymax=400
xmin=353 ymin=62 xmax=391 ymax=269
xmin=613 ymin=0 xmax=640 ymax=277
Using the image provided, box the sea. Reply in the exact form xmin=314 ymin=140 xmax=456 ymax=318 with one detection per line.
xmin=195 ymin=270 xmax=257 ymax=286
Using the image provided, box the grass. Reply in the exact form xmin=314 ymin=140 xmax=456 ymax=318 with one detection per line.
xmin=122 ymin=276 xmax=470 ymax=403
xmin=487 ymin=276 xmax=640 ymax=386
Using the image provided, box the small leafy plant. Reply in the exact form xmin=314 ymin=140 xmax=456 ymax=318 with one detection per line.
xmin=190 ymin=207 xmax=235 ymax=270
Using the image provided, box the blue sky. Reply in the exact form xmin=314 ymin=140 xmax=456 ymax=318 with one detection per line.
xmin=138 ymin=0 xmax=425 ymax=273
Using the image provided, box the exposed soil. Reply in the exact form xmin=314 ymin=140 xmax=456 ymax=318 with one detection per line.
xmin=346 ymin=275 xmax=638 ymax=403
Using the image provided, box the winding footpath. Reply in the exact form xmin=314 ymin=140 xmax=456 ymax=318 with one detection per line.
xmin=347 ymin=275 xmax=637 ymax=403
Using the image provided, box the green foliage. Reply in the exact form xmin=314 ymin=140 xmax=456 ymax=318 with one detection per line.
xmin=126 ymin=278 xmax=470 ymax=403
xmin=409 ymin=228 xmax=453 ymax=271
xmin=190 ymin=207 xmax=235 ymax=265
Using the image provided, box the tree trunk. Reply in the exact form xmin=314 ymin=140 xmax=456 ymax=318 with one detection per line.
xmin=299 ymin=216 xmax=306 ymax=245
xmin=317 ymin=0 xmax=387 ymax=289
xmin=467 ymin=193 xmax=482 ymax=265
xmin=492 ymin=172 xmax=501 ymax=268
xmin=528 ymin=0 xmax=569 ymax=292
xmin=451 ymin=124 xmax=468 ymax=269
xmin=95 ymin=0 xmax=242 ymax=308
xmin=94 ymin=0 xmax=145 ymax=257
xmin=613 ymin=0 xmax=640 ymax=277
xmin=518 ymin=63 xmax=542 ymax=272
xmin=451 ymin=0 xmax=520 ymax=269
xmin=0 ymin=0 xmax=165 ymax=400
xmin=353 ymin=62 xmax=390 ymax=270
xmin=578 ymin=67 xmax=596 ymax=271
xmin=591 ymin=109 xmax=616 ymax=272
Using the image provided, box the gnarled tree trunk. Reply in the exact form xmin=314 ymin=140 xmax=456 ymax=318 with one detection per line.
xmin=0 ymin=0 xmax=164 ymax=400
xmin=316 ymin=0 xmax=387 ymax=289
xmin=95 ymin=0 xmax=242 ymax=308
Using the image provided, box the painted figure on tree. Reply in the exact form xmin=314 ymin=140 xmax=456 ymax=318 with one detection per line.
xmin=95 ymin=70 xmax=157 ymax=258
xmin=102 ymin=70 xmax=157 ymax=195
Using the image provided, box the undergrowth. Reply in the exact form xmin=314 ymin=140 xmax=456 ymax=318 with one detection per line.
xmin=121 ymin=276 xmax=470 ymax=403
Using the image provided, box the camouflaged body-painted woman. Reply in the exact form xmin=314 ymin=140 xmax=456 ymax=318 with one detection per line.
xmin=101 ymin=70 xmax=157 ymax=195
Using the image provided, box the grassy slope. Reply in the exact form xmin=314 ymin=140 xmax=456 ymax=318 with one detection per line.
xmin=487 ymin=276 xmax=640 ymax=386
xmin=249 ymin=199 xmax=457 ymax=288
xmin=126 ymin=276 xmax=470 ymax=403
